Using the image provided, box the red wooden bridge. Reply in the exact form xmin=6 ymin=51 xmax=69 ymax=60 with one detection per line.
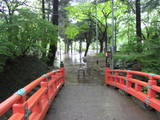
xmin=0 ymin=66 xmax=160 ymax=120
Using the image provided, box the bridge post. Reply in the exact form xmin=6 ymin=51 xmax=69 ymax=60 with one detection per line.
xmin=11 ymin=92 xmax=29 ymax=120
xmin=135 ymin=83 xmax=141 ymax=92
xmin=50 ymin=72 xmax=57 ymax=100
xmin=147 ymin=74 xmax=157 ymax=99
xmin=40 ymin=81 xmax=50 ymax=119
xmin=105 ymin=67 xmax=111 ymax=85
xmin=12 ymin=102 xmax=28 ymax=120
xmin=41 ymin=81 xmax=49 ymax=104
xmin=126 ymin=71 xmax=132 ymax=91
xmin=114 ymin=71 xmax=119 ymax=87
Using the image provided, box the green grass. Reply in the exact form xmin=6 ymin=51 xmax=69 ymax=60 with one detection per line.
xmin=96 ymin=53 xmax=105 ymax=57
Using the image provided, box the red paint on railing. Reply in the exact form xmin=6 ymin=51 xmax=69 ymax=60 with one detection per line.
xmin=105 ymin=67 xmax=160 ymax=112
xmin=0 ymin=67 xmax=65 ymax=120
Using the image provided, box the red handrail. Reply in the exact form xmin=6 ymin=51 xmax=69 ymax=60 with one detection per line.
xmin=0 ymin=67 xmax=65 ymax=120
xmin=105 ymin=67 xmax=160 ymax=112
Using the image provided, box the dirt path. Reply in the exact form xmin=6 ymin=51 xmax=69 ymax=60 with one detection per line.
xmin=46 ymin=55 xmax=159 ymax=120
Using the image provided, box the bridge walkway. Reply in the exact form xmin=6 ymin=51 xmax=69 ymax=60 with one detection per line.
xmin=46 ymin=56 xmax=159 ymax=120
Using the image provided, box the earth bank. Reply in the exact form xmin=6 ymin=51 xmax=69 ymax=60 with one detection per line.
xmin=0 ymin=56 xmax=49 ymax=102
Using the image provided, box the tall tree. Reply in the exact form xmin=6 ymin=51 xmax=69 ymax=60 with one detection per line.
xmin=48 ymin=0 xmax=59 ymax=66
xmin=135 ymin=0 xmax=142 ymax=50
xmin=42 ymin=0 xmax=45 ymax=19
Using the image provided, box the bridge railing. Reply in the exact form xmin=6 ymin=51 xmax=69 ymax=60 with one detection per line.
xmin=0 ymin=67 xmax=65 ymax=120
xmin=105 ymin=67 xmax=160 ymax=112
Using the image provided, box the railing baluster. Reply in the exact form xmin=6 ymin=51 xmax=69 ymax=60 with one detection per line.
xmin=147 ymin=74 xmax=157 ymax=99
xmin=105 ymin=67 xmax=111 ymax=85
xmin=126 ymin=71 xmax=132 ymax=92
xmin=135 ymin=84 xmax=141 ymax=92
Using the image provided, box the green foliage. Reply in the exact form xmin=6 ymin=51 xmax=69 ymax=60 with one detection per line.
xmin=65 ymin=0 xmax=128 ymax=51
xmin=116 ymin=36 xmax=160 ymax=74
xmin=65 ymin=2 xmax=92 ymax=22
xmin=0 ymin=9 xmax=57 ymax=71
xmin=113 ymin=0 xmax=160 ymax=75
xmin=65 ymin=24 xmax=79 ymax=39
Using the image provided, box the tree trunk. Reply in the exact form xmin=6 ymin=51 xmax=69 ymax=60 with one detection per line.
xmin=42 ymin=0 xmax=45 ymax=19
xmin=84 ymin=43 xmax=90 ymax=56
xmin=67 ymin=43 xmax=70 ymax=54
xmin=79 ymin=40 xmax=82 ymax=54
xmin=64 ymin=42 xmax=67 ymax=53
xmin=71 ymin=42 xmax=73 ymax=54
xmin=47 ymin=44 xmax=57 ymax=66
xmin=41 ymin=0 xmax=47 ymax=59
xmin=99 ymin=40 xmax=103 ymax=53
xmin=48 ymin=0 xmax=59 ymax=66
xmin=104 ymin=33 xmax=108 ymax=52
xmin=103 ymin=24 xmax=108 ymax=52
xmin=47 ymin=0 xmax=51 ymax=21
xmin=136 ymin=0 xmax=142 ymax=51
xmin=52 ymin=0 xmax=58 ymax=25
xmin=79 ymin=40 xmax=82 ymax=65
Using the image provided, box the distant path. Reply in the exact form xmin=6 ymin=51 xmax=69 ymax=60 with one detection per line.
xmin=46 ymin=55 xmax=159 ymax=120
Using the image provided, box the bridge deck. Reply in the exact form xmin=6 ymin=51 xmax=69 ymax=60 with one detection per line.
xmin=46 ymin=84 xmax=159 ymax=120
xmin=46 ymin=56 xmax=159 ymax=120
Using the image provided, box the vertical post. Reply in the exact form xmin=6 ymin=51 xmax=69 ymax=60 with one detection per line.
xmin=12 ymin=93 xmax=29 ymax=120
xmin=105 ymin=67 xmax=111 ymax=85
xmin=126 ymin=71 xmax=132 ymax=92
xmin=12 ymin=102 xmax=27 ymax=120
xmin=115 ymin=71 xmax=119 ymax=87
xmin=147 ymin=74 xmax=157 ymax=99
xmin=135 ymin=84 xmax=141 ymax=92
xmin=50 ymin=72 xmax=56 ymax=100
xmin=41 ymin=82 xmax=49 ymax=101
xmin=40 ymin=82 xmax=49 ymax=113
